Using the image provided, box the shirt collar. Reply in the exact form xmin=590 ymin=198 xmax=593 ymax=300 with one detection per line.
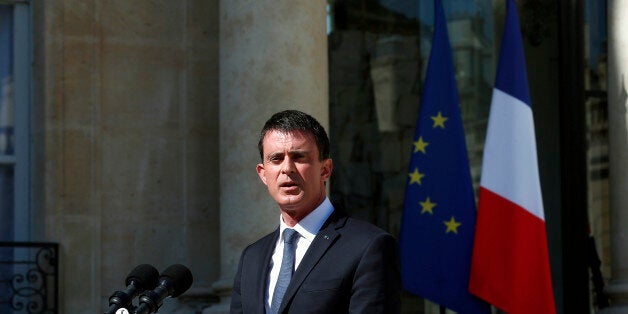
xmin=279 ymin=197 xmax=334 ymax=243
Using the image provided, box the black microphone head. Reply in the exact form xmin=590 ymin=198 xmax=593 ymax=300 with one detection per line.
xmin=126 ymin=264 xmax=159 ymax=290
xmin=160 ymin=264 xmax=193 ymax=297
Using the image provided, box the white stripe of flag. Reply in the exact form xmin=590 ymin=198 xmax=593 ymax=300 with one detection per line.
xmin=480 ymin=88 xmax=545 ymax=221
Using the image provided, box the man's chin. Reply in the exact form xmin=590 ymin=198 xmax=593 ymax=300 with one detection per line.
xmin=279 ymin=198 xmax=301 ymax=206
xmin=276 ymin=196 xmax=304 ymax=209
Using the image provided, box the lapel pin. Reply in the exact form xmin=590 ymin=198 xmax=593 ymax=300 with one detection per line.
xmin=323 ymin=235 xmax=329 ymax=240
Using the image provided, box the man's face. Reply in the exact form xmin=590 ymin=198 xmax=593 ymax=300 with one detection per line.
xmin=256 ymin=130 xmax=332 ymax=220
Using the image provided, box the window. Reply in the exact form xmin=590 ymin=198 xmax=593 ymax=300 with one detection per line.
xmin=327 ymin=0 xmax=602 ymax=312
xmin=0 ymin=1 xmax=31 ymax=242
xmin=1 ymin=2 xmax=34 ymax=312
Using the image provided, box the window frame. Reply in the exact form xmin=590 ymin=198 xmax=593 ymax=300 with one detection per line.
xmin=0 ymin=0 xmax=32 ymax=241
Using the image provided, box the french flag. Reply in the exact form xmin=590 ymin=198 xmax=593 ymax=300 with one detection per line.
xmin=469 ymin=1 xmax=556 ymax=313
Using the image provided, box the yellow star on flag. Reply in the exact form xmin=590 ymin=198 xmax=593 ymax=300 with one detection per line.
xmin=419 ymin=197 xmax=436 ymax=214
xmin=444 ymin=216 xmax=461 ymax=234
xmin=413 ymin=136 xmax=429 ymax=154
xmin=431 ymin=111 xmax=448 ymax=129
xmin=408 ymin=168 xmax=425 ymax=185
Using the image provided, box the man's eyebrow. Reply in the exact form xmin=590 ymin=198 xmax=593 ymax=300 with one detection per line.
xmin=266 ymin=151 xmax=284 ymax=159
xmin=266 ymin=149 xmax=310 ymax=159
xmin=288 ymin=149 xmax=309 ymax=155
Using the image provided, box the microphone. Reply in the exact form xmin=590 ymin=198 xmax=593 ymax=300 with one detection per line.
xmin=133 ymin=264 xmax=193 ymax=314
xmin=105 ymin=264 xmax=159 ymax=314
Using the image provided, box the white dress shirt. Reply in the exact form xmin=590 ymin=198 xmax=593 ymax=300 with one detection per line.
xmin=265 ymin=197 xmax=334 ymax=311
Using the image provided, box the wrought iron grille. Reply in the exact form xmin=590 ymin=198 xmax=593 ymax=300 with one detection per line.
xmin=0 ymin=242 xmax=58 ymax=314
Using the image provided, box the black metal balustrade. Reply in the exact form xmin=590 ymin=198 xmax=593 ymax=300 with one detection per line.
xmin=0 ymin=242 xmax=58 ymax=314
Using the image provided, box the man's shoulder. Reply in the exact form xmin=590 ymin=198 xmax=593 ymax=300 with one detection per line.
xmin=344 ymin=217 xmax=392 ymax=236
xmin=328 ymin=211 xmax=393 ymax=239
xmin=327 ymin=214 xmax=399 ymax=261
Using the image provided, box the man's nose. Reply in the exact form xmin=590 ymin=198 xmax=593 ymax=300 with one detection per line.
xmin=281 ymin=157 xmax=296 ymax=174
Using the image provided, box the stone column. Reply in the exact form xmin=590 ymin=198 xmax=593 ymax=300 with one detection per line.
xmin=603 ymin=0 xmax=628 ymax=312
xmin=205 ymin=1 xmax=328 ymax=313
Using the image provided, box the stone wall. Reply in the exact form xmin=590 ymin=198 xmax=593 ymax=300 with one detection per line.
xmin=32 ymin=1 xmax=220 ymax=312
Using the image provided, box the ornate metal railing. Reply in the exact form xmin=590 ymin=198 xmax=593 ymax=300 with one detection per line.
xmin=0 ymin=242 xmax=58 ymax=314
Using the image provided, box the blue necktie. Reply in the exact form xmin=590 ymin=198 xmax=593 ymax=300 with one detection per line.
xmin=271 ymin=228 xmax=299 ymax=313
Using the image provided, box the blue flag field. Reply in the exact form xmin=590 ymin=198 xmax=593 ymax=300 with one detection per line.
xmin=398 ymin=0 xmax=490 ymax=313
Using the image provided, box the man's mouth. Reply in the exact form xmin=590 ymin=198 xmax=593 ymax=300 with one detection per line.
xmin=279 ymin=182 xmax=299 ymax=189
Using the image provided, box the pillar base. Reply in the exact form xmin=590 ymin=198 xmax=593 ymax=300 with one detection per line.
xmin=600 ymin=279 xmax=628 ymax=312
xmin=600 ymin=307 xmax=628 ymax=314
xmin=202 ymin=301 xmax=231 ymax=314
xmin=202 ymin=278 xmax=233 ymax=314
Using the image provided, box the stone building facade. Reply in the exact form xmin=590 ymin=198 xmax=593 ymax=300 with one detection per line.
xmin=1 ymin=0 xmax=627 ymax=313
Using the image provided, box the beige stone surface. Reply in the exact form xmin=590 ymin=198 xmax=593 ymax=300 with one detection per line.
xmin=604 ymin=0 xmax=628 ymax=311
xmin=54 ymin=216 xmax=102 ymax=311
xmin=35 ymin=0 xmax=220 ymax=312
xmin=213 ymin=1 xmax=328 ymax=310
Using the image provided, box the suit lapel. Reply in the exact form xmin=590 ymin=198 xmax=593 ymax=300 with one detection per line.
xmin=248 ymin=229 xmax=278 ymax=313
xmin=278 ymin=211 xmax=347 ymax=312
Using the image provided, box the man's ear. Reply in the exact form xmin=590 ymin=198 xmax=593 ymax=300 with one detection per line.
xmin=256 ymin=163 xmax=268 ymax=185
xmin=321 ymin=159 xmax=333 ymax=180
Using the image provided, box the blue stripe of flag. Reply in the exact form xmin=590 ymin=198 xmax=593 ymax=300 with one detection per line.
xmin=494 ymin=0 xmax=531 ymax=107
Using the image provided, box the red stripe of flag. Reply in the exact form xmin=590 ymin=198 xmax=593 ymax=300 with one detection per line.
xmin=471 ymin=188 xmax=555 ymax=313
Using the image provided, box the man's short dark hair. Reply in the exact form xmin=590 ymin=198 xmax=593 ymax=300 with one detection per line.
xmin=258 ymin=110 xmax=330 ymax=161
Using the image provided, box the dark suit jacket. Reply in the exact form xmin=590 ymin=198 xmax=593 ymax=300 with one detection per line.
xmin=230 ymin=210 xmax=401 ymax=314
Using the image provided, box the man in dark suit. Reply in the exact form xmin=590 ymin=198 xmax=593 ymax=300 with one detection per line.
xmin=230 ymin=110 xmax=401 ymax=313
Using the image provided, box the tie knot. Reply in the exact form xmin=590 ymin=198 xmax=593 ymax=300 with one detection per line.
xmin=283 ymin=228 xmax=299 ymax=245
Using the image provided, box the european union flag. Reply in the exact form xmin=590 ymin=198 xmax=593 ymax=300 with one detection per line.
xmin=398 ymin=0 xmax=490 ymax=313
